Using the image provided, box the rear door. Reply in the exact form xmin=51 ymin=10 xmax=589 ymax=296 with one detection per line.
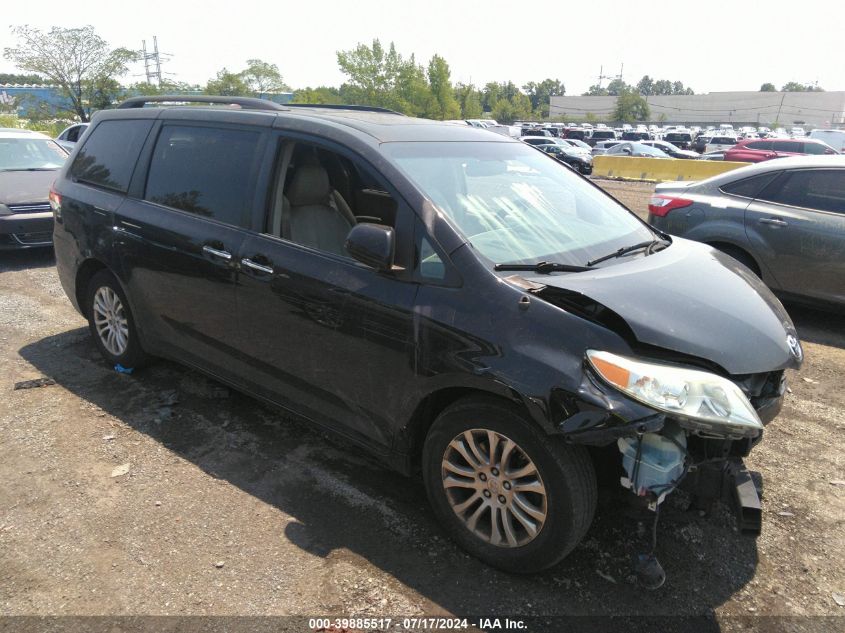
xmin=114 ymin=122 xmax=267 ymax=380
xmin=744 ymin=168 xmax=845 ymax=303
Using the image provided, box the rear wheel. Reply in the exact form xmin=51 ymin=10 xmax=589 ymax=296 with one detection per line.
xmin=85 ymin=270 xmax=148 ymax=369
xmin=422 ymin=396 xmax=597 ymax=573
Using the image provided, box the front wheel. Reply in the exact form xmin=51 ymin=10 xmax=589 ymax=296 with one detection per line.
xmin=422 ymin=397 xmax=597 ymax=573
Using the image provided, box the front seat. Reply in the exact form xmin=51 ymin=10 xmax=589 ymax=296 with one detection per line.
xmin=284 ymin=164 xmax=355 ymax=256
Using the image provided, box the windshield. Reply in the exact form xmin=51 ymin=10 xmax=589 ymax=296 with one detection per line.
xmin=0 ymin=137 xmax=67 ymax=170
xmin=384 ymin=141 xmax=654 ymax=267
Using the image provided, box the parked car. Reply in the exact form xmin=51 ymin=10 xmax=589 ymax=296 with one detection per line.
xmin=535 ymin=143 xmax=593 ymax=174
xmin=606 ymin=142 xmax=670 ymax=158
xmin=585 ymin=128 xmax=617 ymax=147
xmin=563 ymin=128 xmax=588 ymax=141
xmin=724 ymin=138 xmax=838 ymax=163
xmin=648 ymin=155 xmax=845 ymax=308
xmin=662 ymin=131 xmax=693 ymax=150
xmin=640 ymin=140 xmax=700 ymax=159
xmin=55 ymin=123 xmax=89 ymax=152
xmin=0 ymin=129 xmax=68 ymax=250
xmin=591 ymin=140 xmax=622 ymax=155
xmin=699 ymin=151 xmax=726 ymax=161
xmin=807 ymin=129 xmax=845 ymax=153
xmin=691 ymin=134 xmax=712 ymax=154
xmin=704 ymin=135 xmax=738 ymax=153
xmin=559 ymin=138 xmax=593 ymax=154
xmin=621 ymin=131 xmax=651 ymax=141
xmin=52 ymin=95 xmax=801 ymax=575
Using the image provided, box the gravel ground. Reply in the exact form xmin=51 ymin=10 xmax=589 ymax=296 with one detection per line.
xmin=0 ymin=180 xmax=843 ymax=633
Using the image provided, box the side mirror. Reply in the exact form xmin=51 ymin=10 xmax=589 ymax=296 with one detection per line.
xmin=345 ymin=223 xmax=395 ymax=271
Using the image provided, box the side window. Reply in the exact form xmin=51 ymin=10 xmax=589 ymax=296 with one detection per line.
xmin=70 ymin=120 xmax=152 ymax=192
xmin=66 ymin=125 xmax=84 ymax=143
xmin=801 ymin=142 xmax=828 ymax=155
xmin=757 ymin=170 xmax=845 ymax=213
xmin=772 ymin=140 xmax=798 ymax=153
xmin=265 ymin=141 xmax=399 ymax=258
xmin=720 ymin=172 xmax=780 ymax=198
xmin=144 ymin=125 xmax=261 ymax=227
xmin=747 ymin=141 xmax=773 ymax=151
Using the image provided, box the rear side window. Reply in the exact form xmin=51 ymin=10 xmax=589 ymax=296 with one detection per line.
xmin=144 ymin=125 xmax=261 ymax=227
xmin=801 ymin=142 xmax=831 ymax=155
xmin=720 ymin=172 xmax=780 ymax=199
xmin=746 ymin=141 xmax=773 ymax=151
xmin=757 ymin=169 xmax=845 ymax=213
xmin=772 ymin=140 xmax=799 ymax=152
xmin=70 ymin=120 xmax=152 ymax=192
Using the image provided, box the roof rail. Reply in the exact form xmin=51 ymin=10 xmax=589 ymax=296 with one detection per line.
xmin=286 ymin=103 xmax=402 ymax=115
xmin=117 ymin=95 xmax=287 ymax=111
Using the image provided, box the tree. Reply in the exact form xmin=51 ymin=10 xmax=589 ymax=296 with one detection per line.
xmin=523 ymin=78 xmax=565 ymax=116
xmin=652 ymin=79 xmax=673 ymax=95
xmin=614 ymin=89 xmax=650 ymax=122
xmin=241 ymin=59 xmax=290 ymax=95
xmin=760 ymin=83 xmax=776 ymax=92
xmin=491 ymin=92 xmax=531 ymax=124
xmin=4 ymin=25 xmax=135 ymax=121
xmin=205 ymin=68 xmax=251 ymax=96
xmin=606 ymin=78 xmax=630 ymax=96
xmin=454 ymin=83 xmax=482 ymax=119
xmin=0 ymin=72 xmax=44 ymax=84
xmin=291 ymin=86 xmax=343 ymax=105
xmin=781 ymin=81 xmax=824 ymax=92
xmin=636 ymin=75 xmax=654 ymax=96
xmin=425 ymin=55 xmax=460 ymax=120
xmin=582 ymin=84 xmax=608 ymax=96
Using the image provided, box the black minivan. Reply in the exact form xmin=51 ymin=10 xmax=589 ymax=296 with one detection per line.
xmin=52 ymin=96 xmax=801 ymax=574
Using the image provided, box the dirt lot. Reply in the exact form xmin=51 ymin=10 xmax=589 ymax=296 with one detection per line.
xmin=1 ymin=180 xmax=843 ymax=632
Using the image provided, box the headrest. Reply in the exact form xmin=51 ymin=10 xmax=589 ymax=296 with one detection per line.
xmin=287 ymin=165 xmax=331 ymax=207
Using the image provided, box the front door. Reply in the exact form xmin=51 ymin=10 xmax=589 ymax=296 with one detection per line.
xmin=235 ymin=136 xmax=418 ymax=450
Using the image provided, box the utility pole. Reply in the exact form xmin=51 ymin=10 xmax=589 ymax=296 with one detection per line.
xmin=596 ymin=65 xmax=612 ymax=89
xmin=140 ymin=37 xmax=168 ymax=87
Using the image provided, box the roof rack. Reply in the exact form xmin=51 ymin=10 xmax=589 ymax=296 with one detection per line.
xmin=286 ymin=103 xmax=402 ymax=115
xmin=117 ymin=95 xmax=287 ymax=111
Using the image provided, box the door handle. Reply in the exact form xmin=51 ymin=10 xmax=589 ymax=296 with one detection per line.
xmin=202 ymin=245 xmax=232 ymax=260
xmin=758 ymin=217 xmax=788 ymax=227
xmin=241 ymin=258 xmax=274 ymax=274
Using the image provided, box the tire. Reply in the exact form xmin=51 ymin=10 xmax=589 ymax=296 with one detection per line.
xmin=85 ymin=269 xmax=148 ymax=369
xmin=422 ymin=396 xmax=597 ymax=573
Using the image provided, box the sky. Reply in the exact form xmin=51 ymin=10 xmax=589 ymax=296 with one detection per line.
xmin=2 ymin=0 xmax=844 ymax=95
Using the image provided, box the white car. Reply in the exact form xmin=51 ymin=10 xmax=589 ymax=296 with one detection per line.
xmin=791 ymin=127 xmax=806 ymax=137
xmin=808 ymin=129 xmax=845 ymax=153
xmin=55 ymin=123 xmax=89 ymax=152
xmin=704 ymin=135 xmax=738 ymax=153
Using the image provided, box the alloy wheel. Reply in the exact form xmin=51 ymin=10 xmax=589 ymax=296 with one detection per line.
xmin=92 ymin=286 xmax=129 ymax=357
xmin=441 ymin=429 xmax=548 ymax=548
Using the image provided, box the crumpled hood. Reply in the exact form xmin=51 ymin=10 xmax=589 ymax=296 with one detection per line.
xmin=524 ymin=239 xmax=801 ymax=375
xmin=0 ymin=170 xmax=58 ymax=206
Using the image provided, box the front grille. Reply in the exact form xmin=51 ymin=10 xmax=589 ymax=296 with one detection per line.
xmin=12 ymin=231 xmax=52 ymax=245
xmin=8 ymin=203 xmax=51 ymax=214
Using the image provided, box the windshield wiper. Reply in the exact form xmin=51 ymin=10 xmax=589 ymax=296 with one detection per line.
xmin=586 ymin=238 xmax=670 ymax=267
xmin=494 ymin=261 xmax=594 ymax=274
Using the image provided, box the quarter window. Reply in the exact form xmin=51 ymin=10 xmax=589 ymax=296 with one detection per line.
xmin=144 ymin=125 xmax=261 ymax=227
xmin=70 ymin=120 xmax=153 ymax=192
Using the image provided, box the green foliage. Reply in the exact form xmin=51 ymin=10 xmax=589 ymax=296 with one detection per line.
xmin=491 ymin=92 xmax=531 ymax=124
xmin=582 ymin=84 xmax=608 ymax=96
xmin=241 ymin=59 xmax=290 ymax=94
xmin=4 ymin=25 xmax=135 ymax=121
xmin=291 ymin=86 xmax=343 ymax=104
xmin=425 ymin=55 xmax=461 ymax=120
xmin=523 ymin=78 xmax=565 ymax=116
xmin=614 ymin=89 xmax=650 ymax=122
xmin=606 ymin=78 xmax=630 ymax=96
xmin=781 ymin=82 xmax=824 ymax=92
xmin=0 ymin=72 xmax=44 ymax=84
xmin=481 ymin=82 xmax=520 ymax=111
xmin=454 ymin=83 xmax=482 ymax=119
xmin=205 ymin=68 xmax=251 ymax=96
xmin=760 ymin=83 xmax=776 ymax=92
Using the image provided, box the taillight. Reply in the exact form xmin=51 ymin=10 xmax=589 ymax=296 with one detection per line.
xmin=648 ymin=194 xmax=693 ymax=217
xmin=49 ymin=187 xmax=62 ymax=218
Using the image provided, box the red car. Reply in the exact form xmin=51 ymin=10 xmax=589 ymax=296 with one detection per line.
xmin=725 ymin=137 xmax=838 ymax=162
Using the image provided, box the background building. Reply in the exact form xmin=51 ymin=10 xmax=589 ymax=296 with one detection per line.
xmin=550 ymin=91 xmax=845 ymax=127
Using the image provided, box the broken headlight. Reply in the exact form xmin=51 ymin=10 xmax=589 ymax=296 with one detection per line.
xmin=586 ymin=350 xmax=763 ymax=439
